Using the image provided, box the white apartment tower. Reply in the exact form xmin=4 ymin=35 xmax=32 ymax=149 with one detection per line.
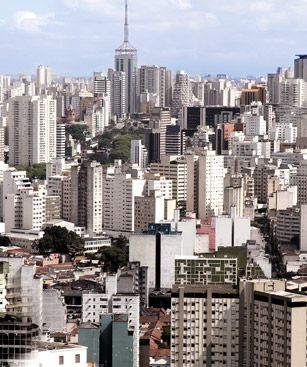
xmin=198 ymin=150 xmax=225 ymax=219
xmin=9 ymin=95 xmax=57 ymax=166
xmin=280 ymin=78 xmax=307 ymax=107
xmin=36 ymin=65 xmax=52 ymax=87
xmin=103 ymin=162 xmax=145 ymax=232
xmin=114 ymin=0 xmax=137 ymax=114
xmin=138 ymin=65 xmax=167 ymax=107
xmin=130 ymin=139 xmax=148 ymax=168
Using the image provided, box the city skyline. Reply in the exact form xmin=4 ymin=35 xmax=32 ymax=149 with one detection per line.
xmin=0 ymin=0 xmax=307 ymax=77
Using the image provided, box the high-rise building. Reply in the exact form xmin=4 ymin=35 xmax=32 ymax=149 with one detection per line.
xmin=9 ymin=96 xmax=57 ymax=166
xmin=150 ymin=155 xmax=188 ymax=208
xmin=138 ymin=65 xmax=167 ymax=108
xmin=240 ymin=85 xmax=266 ymax=105
xmin=165 ymin=125 xmax=185 ymax=155
xmin=145 ymin=128 xmax=160 ymax=164
xmin=172 ymin=71 xmax=193 ymax=117
xmin=130 ymin=139 xmax=148 ymax=168
xmin=280 ymin=78 xmax=307 ymax=107
xmin=93 ymin=72 xmax=110 ymax=97
xmin=181 ymin=106 xmax=206 ymax=132
xmin=198 ymin=150 xmax=225 ymax=219
xmin=151 ymin=107 xmax=171 ymax=156
xmin=71 ymin=160 xmax=103 ymax=235
xmin=103 ymin=162 xmax=146 ymax=232
xmin=171 ymin=284 xmax=240 ymax=366
xmin=108 ymin=69 xmax=126 ymax=120
xmin=114 ymin=0 xmax=137 ymax=114
xmin=56 ymin=122 xmax=66 ymax=158
xmin=134 ymin=191 xmax=165 ymax=232
xmin=36 ymin=65 xmax=52 ymax=87
xmin=294 ymin=54 xmax=307 ymax=82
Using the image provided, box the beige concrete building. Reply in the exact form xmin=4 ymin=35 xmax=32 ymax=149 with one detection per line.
xmin=150 ymin=155 xmax=187 ymax=208
xmin=171 ymin=285 xmax=240 ymax=366
xmin=134 ymin=191 xmax=165 ymax=233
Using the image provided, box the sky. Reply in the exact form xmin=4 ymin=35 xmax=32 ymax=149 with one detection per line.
xmin=0 ymin=0 xmax=307 ymax=77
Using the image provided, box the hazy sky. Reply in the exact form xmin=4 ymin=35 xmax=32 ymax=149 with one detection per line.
xmin=0 ymin=0 xmax=306 ymax=77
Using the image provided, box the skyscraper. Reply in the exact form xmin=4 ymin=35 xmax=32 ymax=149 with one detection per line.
xmin=36 ymin=65 xmax=52 ymax=87
xmin=114 ymin=0 xmax=137 ymax=114
xmin=294 ymin=54 xmax=307 ymax=82
xmin=8 ymin=96 xmax=57 ymax=166
xmin=108 ymin=68 xmax=126 ymax=120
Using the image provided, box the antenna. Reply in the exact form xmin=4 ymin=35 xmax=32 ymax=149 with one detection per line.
xmin=124 ymin=0 xmax=129 ymax=42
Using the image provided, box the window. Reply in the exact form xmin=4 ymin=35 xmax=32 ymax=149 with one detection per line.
xmin=59 ymin=356 xmax=64 ymax=365
xmin=75 ymin=354 xmax=80 ymax=363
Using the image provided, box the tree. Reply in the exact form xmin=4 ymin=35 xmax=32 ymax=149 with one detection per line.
xmin=16 ymin=163 xmax=47 ymax=181
xmin=0 ymin=235 xmax=11 ymax=247
xmin=99 ymin=245 xmax=128 ymax=272
xmin=66 ymin=124 xmax=89 ymax=142
xmin=35 ymin=226 xmax=84 ymax=256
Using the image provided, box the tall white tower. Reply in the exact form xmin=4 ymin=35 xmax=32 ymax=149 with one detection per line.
xmin=114 ymin=0 xmax=137 ymax=115
xmin=8 ymin=96 xmax=57 ymax=166
xmin=36 ymin=65 xmax=52 ymax=87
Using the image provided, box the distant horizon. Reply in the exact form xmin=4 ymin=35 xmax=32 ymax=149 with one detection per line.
xmin=0 ymin=0 xmax=306 ymax=76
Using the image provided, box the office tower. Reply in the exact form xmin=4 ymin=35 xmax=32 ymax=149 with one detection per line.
xmin=9 ymin=96 xmax=57 ymax=166
xmin=181 ymin=106 xmax=206 ymax=131
xmin=294 ymin=54 xmax=307 ymax=82
xmin=280 ymin=78 xmax=307 ymax=107
xmin=240 ymin=84 xmax=267 ymax=105
xmin=36 ymin=65 xmax=52 ymax=87
xmin=71 ymin=160 xmax=103 ymax=236
xmin=56 ymin=122 xmax=66 ymax=158
xmin=108 ymin=69 xmax=126 ymax=119
xmin=103 ymin=163 xmax=146 ymax=232
xmin=138 ymin=65 xmax=167 ymax=108
xmin=165 ymin=125 xmax=185 ymax=155
xmin=93 ymin=72 xmax=110 ymax=97
xmin=198 ymin=150 xmax=225 ymax=219
xmin=145 ymin=128 xmax=160 ymax=163
xmin=171 ymin=284 xmax=240 ymax=366
xmin=172 ymin=70 xmax=193 ymax=117
xmin=150 ymin=155 xmax=188 ymax=208
xmin=267 ymin=72 xmax=283 ymax=104
xmin=114 ymin=0 xmax=137 ymax=114
xmin=151 ymin=106 xmax=171 ymax=156
xmin=130 ymin=139 xmax=148 ymax=168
